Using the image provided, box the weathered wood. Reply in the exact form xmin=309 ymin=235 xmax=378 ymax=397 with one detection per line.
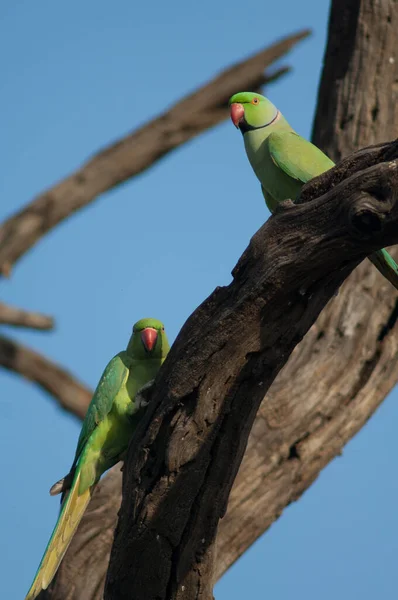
xmin=104 ymin=150 xmax=398 ymax=599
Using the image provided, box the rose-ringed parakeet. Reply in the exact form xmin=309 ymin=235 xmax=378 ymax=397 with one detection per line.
xmin=25 ymin=318 xmax=170 ymax=600
xmin=229 ymin=91 xmax=398 ymax=290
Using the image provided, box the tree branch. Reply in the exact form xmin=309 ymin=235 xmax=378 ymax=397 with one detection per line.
xmin=0 ymin=31 xmax=309 ymax=277
xmin=0 ymin=302 xmax=54 ymax=330
xmin=0 ymin=336 xmax=91 ymax=419
xmin=104 ymin=149 xmax=398 ymax=599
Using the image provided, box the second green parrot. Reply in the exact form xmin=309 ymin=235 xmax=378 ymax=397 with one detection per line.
xmin=25 ymin=318 xmax=170 ymax=600
xmin=229 ymin=91 xmax=398 ymax=290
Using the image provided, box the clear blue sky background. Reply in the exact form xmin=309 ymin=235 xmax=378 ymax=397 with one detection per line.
xmin=1 ymin=1 xmax=397 ymax=598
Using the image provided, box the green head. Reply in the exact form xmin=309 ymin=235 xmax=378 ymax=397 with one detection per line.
xmin=228 ymin=92 xmax=279 ymax=134
xmin=127 ymin=318 xmax=170 ymax=359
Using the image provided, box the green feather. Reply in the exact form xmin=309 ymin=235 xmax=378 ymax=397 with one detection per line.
xmin=267 ymin=131 xmax=334 ymax=184
xmin=73 ymin=353 xmax=130 ymax=466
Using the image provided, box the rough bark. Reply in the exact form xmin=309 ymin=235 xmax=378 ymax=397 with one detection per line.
xmin=0 ymin=31 xmax=308 ymax=277
xmin=30 ymin=0 xmax=398 ymax=598
xmin=0 ymin=336 xmax=91 ymax=419
xmin=0 ymin=302 xmax=54 ymax=330
xmin=104 ymin=148 xmax=398 ymax=600
xmin=312 ymin=0 xmax=398 ymax=158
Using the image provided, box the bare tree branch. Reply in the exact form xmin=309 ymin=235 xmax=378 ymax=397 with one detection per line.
xmin=0 ymin=336 xmax=91 ymax=419
xmin=0 ymin=31 xmax=309 ymax=277
xmin=0 ymin=302 xmax=54 ymax=330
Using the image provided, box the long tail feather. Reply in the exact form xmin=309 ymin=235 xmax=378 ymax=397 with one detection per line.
xmin=369 ymin=249 xmax=398 ymax=291
xmin=25 ymin=472 xmax=93 ymax=600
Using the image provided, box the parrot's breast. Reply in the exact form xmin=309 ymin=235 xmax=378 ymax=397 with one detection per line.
xmin=244 ymin=129 xmax=302 ymax=205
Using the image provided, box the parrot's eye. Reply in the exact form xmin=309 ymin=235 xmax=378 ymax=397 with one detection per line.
xmin=251 ymin=98 xmax=259 ymax=105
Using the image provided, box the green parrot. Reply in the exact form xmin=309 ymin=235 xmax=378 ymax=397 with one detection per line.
xmin=229 ymin=91 xmax=398 ymax=290
xmin=25 ymin=318 xmax=170 ymax=600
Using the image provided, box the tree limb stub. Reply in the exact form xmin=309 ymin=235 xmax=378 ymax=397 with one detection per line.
xmin=0 ymin=30 xmax=309 ymax=277
xmin=0 ymin=335 xmax=91 ymax=419
xmin=103 ymin=147 xmax=398 ymax=600
xmin=0 ymin=302 xmax=54 ymax=330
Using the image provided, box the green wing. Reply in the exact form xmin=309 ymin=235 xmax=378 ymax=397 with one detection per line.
xmin=268 ymin=131 xmax=398 ymax=291
xmin=73 ymin=352 xmax=130 ymax=464
xmin=268 ymin=131 xmax=335 ymax=184
xmin=369 ymin=250 xmax=398 ymax=291
xmin=261 ymin=185 xmax=279 ymax=214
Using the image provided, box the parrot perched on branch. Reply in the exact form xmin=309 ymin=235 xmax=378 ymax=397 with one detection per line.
xmin=229 ymin=91 xmax=398 ymax=290
xmin=25 ymin=318 xmax=170 ymax=600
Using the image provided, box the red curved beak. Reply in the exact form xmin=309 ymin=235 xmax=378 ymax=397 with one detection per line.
xmin=230 ymin=103 xmax=245 ymax=128
xmin=141 ymin=327 xmax=158 ymax=352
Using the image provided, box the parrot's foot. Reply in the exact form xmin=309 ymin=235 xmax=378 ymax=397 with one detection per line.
xmin=274 ymin=199 xmax=295 ymax=214
xmin=135 ymin=379 xmax=155 ymax=409
xmin=49 ymin=472 xmax=72 ymax=496
xmin=49 ymin=479 xmax=64 ymax=496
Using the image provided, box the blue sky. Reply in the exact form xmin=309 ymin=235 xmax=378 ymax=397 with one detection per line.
xmin=1 ymin=1 xmax=397 ymax=598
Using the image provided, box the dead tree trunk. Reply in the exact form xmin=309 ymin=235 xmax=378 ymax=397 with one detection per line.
xmin=103 ymin=145 xmax=398 ymax=600
xmin=39 ymin=0 xmax=398 ymax=598
xmin=216 ymin=0 xmax=398 ymax=575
